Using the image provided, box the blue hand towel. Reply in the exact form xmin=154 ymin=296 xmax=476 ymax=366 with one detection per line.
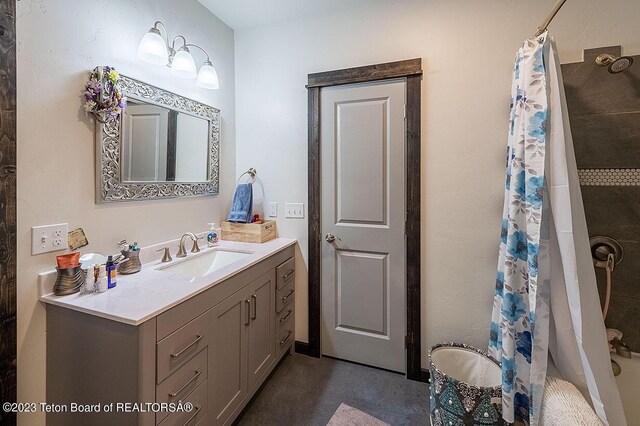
xmin=227 ymin=183 xmax=253 ymax=223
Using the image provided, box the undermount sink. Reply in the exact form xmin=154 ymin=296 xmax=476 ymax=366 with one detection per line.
xmin=157 ymin=249 xmax=253 ymax=280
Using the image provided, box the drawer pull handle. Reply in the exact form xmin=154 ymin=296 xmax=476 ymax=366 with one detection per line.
xmin=281 ymin=290 xmax=294 ymax=302
xmin=183 ymin=404 xmax=202 ymax=426
xmin=251 ymin=294 xmax=257 ymax=320
xmin=168 ymin=370 xmax=202 ymax=398
xmin=282 ymin=270 xmax=294 ymax=281
xmin=245 ymin=299 xmax=251 ymax=325
xmin=170 ymin=335 xmax=203 ymax=359
xmin=279 ymin=310 xmax=292 ymax=324
xmin=279 ymin=331 xmax=293 ymax=345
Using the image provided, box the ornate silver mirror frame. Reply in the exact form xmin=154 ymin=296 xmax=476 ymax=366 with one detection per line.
xmin=95 ymin=75 xmax=220 ymax=203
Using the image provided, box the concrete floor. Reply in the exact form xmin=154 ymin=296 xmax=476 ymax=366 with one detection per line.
xmin=236 ymin=354 xmax=430 ymax=426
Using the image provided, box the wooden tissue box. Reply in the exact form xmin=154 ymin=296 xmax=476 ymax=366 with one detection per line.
xmin=221 ymin=220 xmax=277 ymax=243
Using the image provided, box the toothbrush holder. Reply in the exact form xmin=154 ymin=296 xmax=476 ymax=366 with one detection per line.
xmin=118 ymin=249 xmax=142 ymax=275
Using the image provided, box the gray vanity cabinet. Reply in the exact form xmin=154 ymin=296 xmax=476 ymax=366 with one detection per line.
xmin=210 ymin=286 xmax=249 ymax=425
xmin=46 ymin=246 xmax=294 ymax=426
xmin=248 ymin=270 xmax=276 ymax=389
xmin=211 ymin=269 xmax=276 ymax=425
xmin=275 ymin=257 xmax=295 ymax=357
xmin=247 ymin=270 xmax=276 ymax=391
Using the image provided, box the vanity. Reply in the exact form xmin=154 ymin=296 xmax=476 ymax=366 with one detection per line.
xmin=40 ymin=69 xmax=295 ymax=425
xmin=40 ymin=238 xmax=296 ymax=426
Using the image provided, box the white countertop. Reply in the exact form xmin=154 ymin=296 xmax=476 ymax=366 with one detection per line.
xmin=39 ymin=238 xmax=297 ymax=326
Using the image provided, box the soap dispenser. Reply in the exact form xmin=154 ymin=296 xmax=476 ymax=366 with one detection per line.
xmin=207 ymin=223 xmax=220 ymax=247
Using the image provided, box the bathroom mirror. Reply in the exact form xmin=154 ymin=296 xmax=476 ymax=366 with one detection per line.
xmin=95 ymin=75 xmax=220 ymax=203
xmin=122 ymin=99 xmax=210 ymax=182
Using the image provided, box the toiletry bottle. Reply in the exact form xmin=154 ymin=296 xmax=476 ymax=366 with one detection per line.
xmin=207 ymin=223 xmax=219 ymax=247
xmin=97 ymin=265 xmax=108 ymax=293
xmin=106 ymin=255 xmax=117 ymax=289
xmin=83 ymin=264 xmax=95 ymax=293
xmin=93 ymin=264 xmax=100 ymax=288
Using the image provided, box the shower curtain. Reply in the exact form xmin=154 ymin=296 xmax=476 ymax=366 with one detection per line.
xmin=488 ymin=32 xmax=625 ymax=426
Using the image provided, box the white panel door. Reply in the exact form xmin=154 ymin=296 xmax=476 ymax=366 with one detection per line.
xmin=320 ymin=79 xmax=406 ymax=373
xmin=122 ymin=104 xmax=168 ymax=181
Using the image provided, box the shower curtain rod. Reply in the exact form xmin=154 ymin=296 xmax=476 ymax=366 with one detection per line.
xmin=535 ymin=0 xmax=569 ymax=37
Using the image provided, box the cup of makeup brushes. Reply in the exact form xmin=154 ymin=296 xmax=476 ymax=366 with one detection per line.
xmin=56 ymin=252 xmax=80 ymax=269
xmin=53 ymin=265 xmax=85 ymax=296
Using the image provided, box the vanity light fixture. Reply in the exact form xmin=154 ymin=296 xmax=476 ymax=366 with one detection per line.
xmin=137 ymin=21 xmax=219 ymax=89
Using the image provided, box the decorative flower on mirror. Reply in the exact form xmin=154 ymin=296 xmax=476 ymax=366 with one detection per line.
xmin=83 ymin=66 xmax=126 ymax=123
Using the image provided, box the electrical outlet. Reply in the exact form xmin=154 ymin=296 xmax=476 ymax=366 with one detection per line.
xmin=285 ymin=203 xmax=304 ymax=218
xmin=268 ymin=202 xmax=278 ymax=217
xmin=32 ymin=223 xmax=69 ymax=255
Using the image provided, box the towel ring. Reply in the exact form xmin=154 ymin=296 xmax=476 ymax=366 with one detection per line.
xmin=237 ymin=168 xmax=257 ymax=184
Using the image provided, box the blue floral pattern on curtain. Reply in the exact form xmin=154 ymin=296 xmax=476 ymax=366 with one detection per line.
xmin=489 ymin=32 xmax=551 ymax=425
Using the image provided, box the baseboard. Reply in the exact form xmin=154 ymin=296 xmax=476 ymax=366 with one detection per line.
xmin=294 ymin=340 xmax=316 ymax=357
xmin=421 ymin=368 xmax=430 ymax=383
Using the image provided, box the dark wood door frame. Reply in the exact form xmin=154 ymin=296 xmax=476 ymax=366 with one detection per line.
xmin=0 ymin=0 xmax=17 ymax=423
xmin=303 ymin=59 xmax=423 ymax=381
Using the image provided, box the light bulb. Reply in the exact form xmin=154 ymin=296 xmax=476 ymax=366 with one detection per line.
xmin=196 ymin=61 xmax=219 ymax=89
xmin=137 ymin=28 xmax=168 ymax=65
xmin=171 ymin=48 xmax=197 ymax=79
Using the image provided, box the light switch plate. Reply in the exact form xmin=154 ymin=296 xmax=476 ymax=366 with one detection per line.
xmin=32 ymin=223 xmax=68 ymax=255
xmin=268 ymin=202 xmax=278 ymax=217
xmin=285 ymin=203 xmax=304 ymax=218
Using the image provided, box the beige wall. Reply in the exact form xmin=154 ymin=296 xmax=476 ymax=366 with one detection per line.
xmin=234 ymin=0 xmax=640 ymax=354
xmin=17 ymin=0 xmax=235 ymax=423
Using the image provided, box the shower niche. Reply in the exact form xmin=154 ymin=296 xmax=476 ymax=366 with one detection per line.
xmin=562 ymin=45 xmax=640 ymax=352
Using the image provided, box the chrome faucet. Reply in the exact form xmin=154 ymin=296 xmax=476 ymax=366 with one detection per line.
xmin=176 ymin=233 xmax=202 ymax=258
xmin=156 ymin=247 xmax=173 ymax=263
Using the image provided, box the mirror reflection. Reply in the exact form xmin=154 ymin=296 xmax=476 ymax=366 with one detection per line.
xmin=121 ymin=98 xmax=210 ymax=182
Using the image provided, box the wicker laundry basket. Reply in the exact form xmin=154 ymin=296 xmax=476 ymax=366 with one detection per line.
xmin=428 ymin=343 xmax=506 ymax=426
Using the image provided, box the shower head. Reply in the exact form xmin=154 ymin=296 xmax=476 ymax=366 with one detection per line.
xmin=595 ymin=53 xmax=634 ymax=74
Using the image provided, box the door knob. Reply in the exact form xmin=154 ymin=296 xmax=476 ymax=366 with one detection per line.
xmin=325 ymin=233 xmax=336 ymax=243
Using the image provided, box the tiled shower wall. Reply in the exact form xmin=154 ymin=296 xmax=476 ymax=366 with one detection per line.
xmin=563 ymin=46 xmax=640 ymax=352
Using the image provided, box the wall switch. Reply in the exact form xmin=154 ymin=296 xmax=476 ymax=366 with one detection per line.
xmin=268 ymin=202 xmax=278 ymax=217
xmin=285 ymin=203 xmax=304 ymax=218
xmin=32 ymin=223 xmax=69 ymax=255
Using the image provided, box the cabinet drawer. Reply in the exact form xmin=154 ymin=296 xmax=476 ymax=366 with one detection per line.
xmin=277 ymin=326 xmax=294 ymax=356
xmin=275 ymin=279 xmax=294 ymax=313
xmin=157 ymin=311 xmax=209 ymax=383
xmin=276 ymin=257 xmax=295 ymax=290
xmin=156 ymin=348 xmax=208 ymax=423
xmin=157 ymin=379 xmax=208 ymax=426
xmin=276 ymin=306 xmax=294 ymax=330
